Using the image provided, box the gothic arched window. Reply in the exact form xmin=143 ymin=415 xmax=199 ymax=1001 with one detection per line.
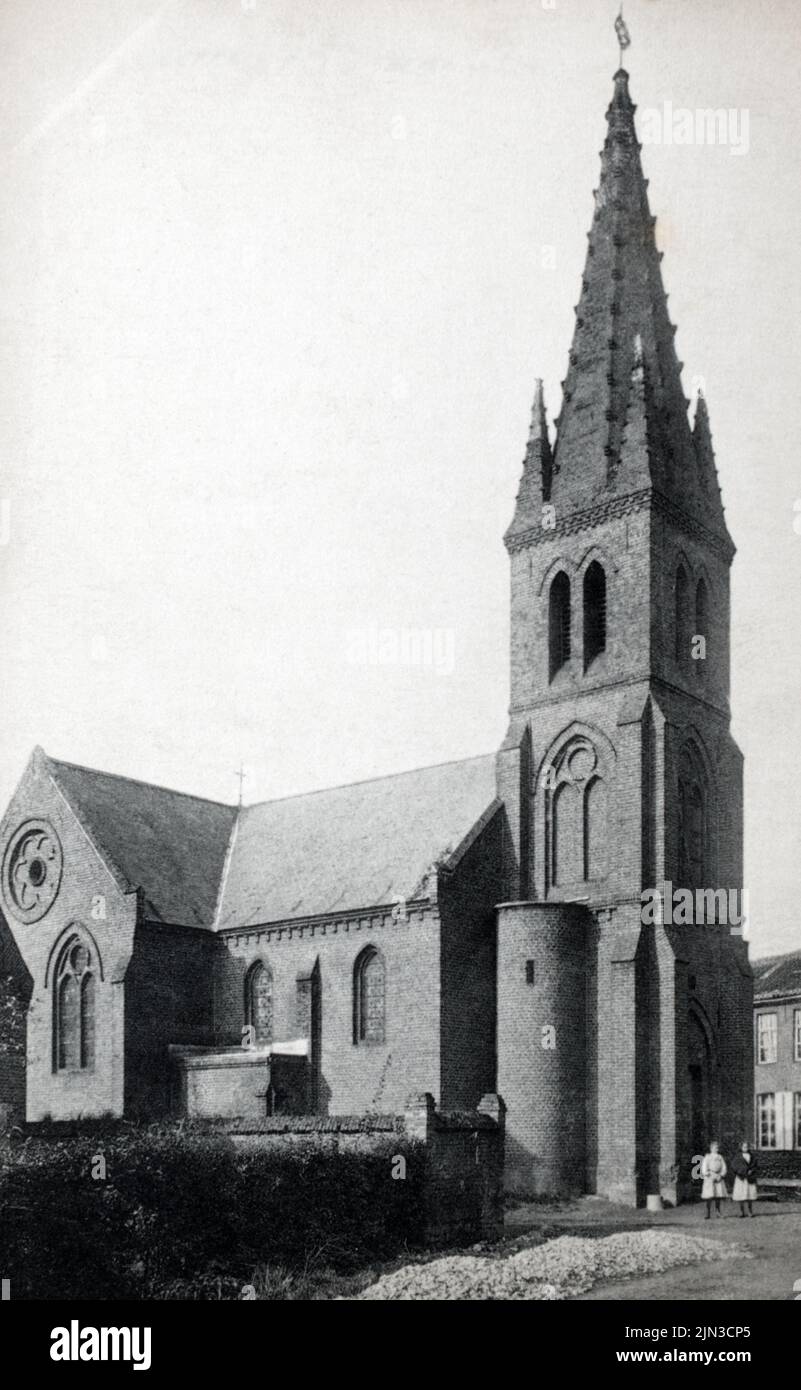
xmin=245 ymin=961 xmax=273 ymax=1044
xmin=353 ymin=947 xmax=385 ymax=1045
xmin=552 ymin=780 xmax=583 ymax=884
xmin=695 ymin=577 xmax=709 ymax=678
xmin=583 ymin=562 xmax=607 ymax=668
xmin=54 ymin=938 xmax=96 ymax=1072
xmin=583 ymin=776 xmax=608 ymax=880
xmin=675 ymin=565 xmax=689 ymax=666
xmin=548 ymin=571 xmax=571 ymax=680
xmin=678 ymin=746 xmax=708 ymax=890
xmin=545 ymin=737 xmax=608 ymax=893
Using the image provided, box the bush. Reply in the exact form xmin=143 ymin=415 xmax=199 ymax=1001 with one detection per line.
xmin=0 ymin=1125 xmax=426 ymax=1300
xmin=0 ymin=975 xmax=26 ymax=1059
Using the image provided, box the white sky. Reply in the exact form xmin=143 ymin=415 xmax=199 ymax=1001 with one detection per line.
xmin=1 ymin=0 xmax=799 ymax=957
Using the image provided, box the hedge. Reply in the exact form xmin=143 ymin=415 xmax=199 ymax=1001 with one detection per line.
xmin=0 ymin=1124 xmax=426 ymax=1299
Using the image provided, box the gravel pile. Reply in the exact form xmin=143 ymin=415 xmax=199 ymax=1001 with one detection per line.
xmin=356 ymin=1229 xmax=747 ymax=1300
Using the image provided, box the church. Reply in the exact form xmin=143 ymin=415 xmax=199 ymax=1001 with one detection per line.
xmin=0 ymin=64 xmax=752 ymax=1206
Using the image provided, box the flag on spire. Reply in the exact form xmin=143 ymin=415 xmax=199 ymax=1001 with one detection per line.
xmin=615 ymin=9 xmax=631 ymax=55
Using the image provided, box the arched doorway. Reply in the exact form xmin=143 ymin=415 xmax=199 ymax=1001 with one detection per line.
xmin=687 ymin=1007 xmax=716 ymax=1159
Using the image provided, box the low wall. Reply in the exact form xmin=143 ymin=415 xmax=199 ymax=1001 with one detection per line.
xmin=228 ymin=1092 xmax=506 ymax=1245
xmin=19 ymin=1092 xmax=506 ymax=1250
xmin=753 ymin=1150 xmax=801 ymax=1182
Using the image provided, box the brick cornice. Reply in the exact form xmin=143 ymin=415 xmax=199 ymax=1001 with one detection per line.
xmin=505 ymin=489 xmax=735 ymax=565
xmin=509 ymin=672 xmax=732 ymax=722
xmin=219 ymin=897 xmax=436 ymax=946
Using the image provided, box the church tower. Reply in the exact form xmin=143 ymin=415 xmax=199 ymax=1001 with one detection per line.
xmin=495 ymin=67 xmax=751 ymax=1204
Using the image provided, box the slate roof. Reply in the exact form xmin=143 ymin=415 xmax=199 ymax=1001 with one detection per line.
xmin=215 ymin=754 xmax=499 ymax=929
xmin=47 ymin=755 xmax=237 ymax=928
xmin=43 ymin=750 xmax=499 ymax=932
xmin=752 ymin=950 xmax=801 ymax=1002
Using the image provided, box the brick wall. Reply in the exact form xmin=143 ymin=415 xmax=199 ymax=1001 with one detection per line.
xmin=496 ymin=901 xmax=588 ymax=1194
xmin=215 ymin=903 xmax=441 ymax=1115
xmin=496 ymin=487 xmax=748 ymax=1207
xmin=226 ymin=1091 xmax=505 ymax=1245
xmin=438 ymin=808 xmax=504 ymax=1109
xmin=0 ymin=750 xmax=138 ymax=1121
xmin=124 ymin=922 xmax=219 ymax=1116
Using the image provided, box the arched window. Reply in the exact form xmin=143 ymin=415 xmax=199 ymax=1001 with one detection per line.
xmin=675 ymin=565 xmax=689 ymax=665
xmin=583 ymin=776 xmax=608 ymax=880
xmin=694 ymin=577 xmax=709 ymax=678
xmin=678 ymin=746 xmax=708 ymax=890
xmin=583 ymin=562 xmax=607 ymax=668
xmin=545 ymin=737 xmax=608 ymax=893
xmin=548 ymin=571 xmax=571 ymax=680
xmin=552 ymin=780 xmax=583 ymax=885
xmin=245 ymin=961 xmax=273 ymax=1044
xmin=54 ymin=938 xmax=96 ymax=1072
xmin=353 ymin=947 xmax=385 ymax=1045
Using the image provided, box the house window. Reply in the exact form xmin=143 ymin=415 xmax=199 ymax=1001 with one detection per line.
xmin=795 ymin=1009 xmax=801 ymax=1063
xmin=757 ymin=1093 xmax=776 ymax=1149
xmin=245 ymin=961 xmax=273 ymax=1044
xmin=525 ymin=960 xmax=535 ymax=985
xmin=353 ymin=947 xmax=385 ymax=1045
xmin=795 ymin=1093 xmax=801 ymax=1150
xmin=583 ymin=562 xmax=607 ymax=668
xmin=55 ymin=938 xmax=96 ymax=1072
xmin=757 ymin=1012 xmax=778 ymax=1065
xmin=548 ymin=571 xmax=571 ymax=680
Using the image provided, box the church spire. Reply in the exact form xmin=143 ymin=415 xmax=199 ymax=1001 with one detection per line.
xmin=692 ymin=389 xmax=724 ymax=505
xmin=506 ymin=379 xmax=554 ymax=541
xmin=548 ymin=66 xmax=697 ymax=516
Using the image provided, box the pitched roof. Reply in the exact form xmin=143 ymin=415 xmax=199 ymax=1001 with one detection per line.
xmin=43 ymin=750 xmax=499 ymax=931
xmin=752 ymin=950 xmax=801 ymax=1001
xmin=46 ymin=755 xmax=237 ymax=928
xmin=215 ymin=753 xmax=499 ymax=929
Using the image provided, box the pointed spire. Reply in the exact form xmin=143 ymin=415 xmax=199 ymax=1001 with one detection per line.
xmin=549 ymin=66 xmax=693 ymax=510
xmin=506 ymin=379 xmax=553 ymax=541
xmin=692 ymin=389 xmax=718 ymax=497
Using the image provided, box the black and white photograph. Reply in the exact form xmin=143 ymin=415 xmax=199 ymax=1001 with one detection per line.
xmin=1 ymin=0 xmax=800 ymax=1349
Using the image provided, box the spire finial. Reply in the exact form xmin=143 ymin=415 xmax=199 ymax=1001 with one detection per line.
xmin=615 ymin=7 xmax=631 ymax=70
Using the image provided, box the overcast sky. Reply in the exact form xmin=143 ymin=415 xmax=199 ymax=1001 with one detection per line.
xmin=1 ymin=0 xmax=799 ymax=957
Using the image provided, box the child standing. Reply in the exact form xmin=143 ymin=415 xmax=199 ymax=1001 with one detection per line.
xmin=730 ymin=1141 xmax=758 ymax=1217
xmin=700 ymin=1140 xmax=727 ymax=1218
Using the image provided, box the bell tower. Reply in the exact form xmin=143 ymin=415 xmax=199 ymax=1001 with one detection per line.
xmin=495 ymin=66 xmax=751 ymax=1204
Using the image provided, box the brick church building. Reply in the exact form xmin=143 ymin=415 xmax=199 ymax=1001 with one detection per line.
xmin=0 ymin=66 xmax=752 ymax=1204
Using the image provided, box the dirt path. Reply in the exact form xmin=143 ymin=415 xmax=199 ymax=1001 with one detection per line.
xmin=507 ymin=1196 xmax=801 ymax=1301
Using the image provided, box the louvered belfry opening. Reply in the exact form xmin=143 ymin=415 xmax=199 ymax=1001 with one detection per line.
xmin=583 ymin=562 xmax=607 ymax=668
xmin=548 ymin=571 xmax=571 ymax=680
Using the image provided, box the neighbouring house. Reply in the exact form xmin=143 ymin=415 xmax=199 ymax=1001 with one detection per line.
xmin=752 ymin=951 xmax=801 ymax=1172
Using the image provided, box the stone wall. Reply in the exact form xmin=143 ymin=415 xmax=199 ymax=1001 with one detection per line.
xmin=225 ymin=1091 xmax=506 ymax=1245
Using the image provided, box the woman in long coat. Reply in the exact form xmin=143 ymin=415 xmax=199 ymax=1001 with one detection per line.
xmin=700 ymin=1139 xmax=727 ymax=1218
xmin=730 ymin=1141 xmax=758 ymax=1217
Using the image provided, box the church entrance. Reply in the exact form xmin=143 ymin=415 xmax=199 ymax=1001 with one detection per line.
xmin=687 ymin=1008 xmax=716 ymax=1163
xmin=689 ymin=1063 xmax=705 ymax=1157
